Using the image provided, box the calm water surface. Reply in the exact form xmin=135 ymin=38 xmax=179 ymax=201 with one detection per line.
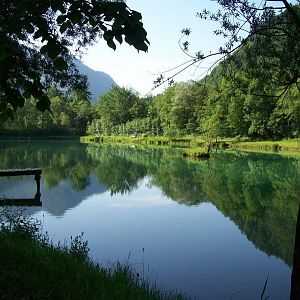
xmin=0 ymin=140 xmax=299 ymax=299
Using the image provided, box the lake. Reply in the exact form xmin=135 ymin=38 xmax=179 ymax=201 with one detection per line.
xmin=0 ymin=140 xmax=299 ymax=299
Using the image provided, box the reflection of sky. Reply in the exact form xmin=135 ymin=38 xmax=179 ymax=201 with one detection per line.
xmin=108 ymin=177 xmax=173 ymax=207
xmin=0 ymin=174 xmax=107 ymax=216
xmin=31 ymin=177 xmax=291 ymax=300
xmin=0 ymin=177 xmax=36 ymax=199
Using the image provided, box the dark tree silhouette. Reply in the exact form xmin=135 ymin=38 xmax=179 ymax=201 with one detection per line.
xmin=0 ymin=0 xmax=149 ymax=121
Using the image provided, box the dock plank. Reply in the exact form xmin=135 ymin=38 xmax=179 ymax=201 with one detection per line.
xmin=0 ymin=168 xmax=42 ymax=176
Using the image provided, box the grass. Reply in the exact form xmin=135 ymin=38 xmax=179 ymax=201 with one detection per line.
xmin=231 ymin=139 xmax=300 ymax=151
xmin=81 ymin=135 xmax=300 ymax=155
xmin=182 ymin=148 xmax=210 ymax=158
xmin=0 ymin=209 xmax=184 ymax=300
xmin=81 ymin=135 xmax=206 ymax=148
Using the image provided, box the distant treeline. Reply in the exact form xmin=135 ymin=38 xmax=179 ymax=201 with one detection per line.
xmin=2 ymin=78 xmax=300 ymax=139
xmin=87 ymin=81 xmax=300 ymax=140
xmin=0 ymin=88 xmax=93 ymax=136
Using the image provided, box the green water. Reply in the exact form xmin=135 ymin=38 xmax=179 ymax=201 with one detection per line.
xmin=0 ymin=140 xmax=299 ymax=299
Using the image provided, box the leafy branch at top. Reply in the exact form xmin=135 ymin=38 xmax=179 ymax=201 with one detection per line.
xmin=152 ymin=0 xmax=300 ymax=95
xmin=0 ymin=0 xmax=149 ymax=121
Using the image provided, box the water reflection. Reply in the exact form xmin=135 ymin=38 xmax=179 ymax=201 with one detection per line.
xmin=87 ymin=145 xmax=300 ymax=267
xmin=0 ymin=141 xmax=107 ymax=215
xmin=0 ymin=141 xmax=299 ymax=283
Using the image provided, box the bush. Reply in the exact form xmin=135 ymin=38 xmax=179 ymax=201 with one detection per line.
xmin=272 ymin=143 xmax=281 ymax=152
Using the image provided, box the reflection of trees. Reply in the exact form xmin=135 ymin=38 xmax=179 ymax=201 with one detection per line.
xmin=189 ymin=154 xmax=300 ymax=266
xmin=87 ymin=144 xmax=300 ymax=266
xmin=185 ymin=154 xmax=299 ymax=266
xmin=2 ymin=141 xmax=299 ymax=267
xmin=86 ymin=145 xmax=147 ymax=195
xmin=0 ymin=141 xmax=93 ymax=191
xmin=151 ymin=157 xmax=207 ymax=205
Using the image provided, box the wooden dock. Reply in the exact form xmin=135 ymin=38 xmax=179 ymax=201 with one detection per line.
xmin=0 ymin=168 xmax=42 ymax=206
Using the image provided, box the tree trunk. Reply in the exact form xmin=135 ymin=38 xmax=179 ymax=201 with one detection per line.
xmin=290 ymin=201 xmax=300 ymax=299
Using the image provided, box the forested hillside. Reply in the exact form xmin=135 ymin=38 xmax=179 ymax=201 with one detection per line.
xmin=87 ymin=81 xmax=300 ymax=140
xmin=2 ymin=5 xmax=300 ymax=139
xmin=87 ymin=5 xmax=300 ymax=140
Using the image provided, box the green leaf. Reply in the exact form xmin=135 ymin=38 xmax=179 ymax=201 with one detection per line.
xmin=89 ymin=17 xmax=97 ymax=27
xmin=57 ymin=15 xmax=66 ymax=24
xmin=69 ymin=13 xmax=82 ymax=26
xmin=47 ymin=48 xmax=59 ymax=59
xmin=107 ymin=39 xmax=116 ymax=50
xmin=99 ymin=24 xmax=107 ymax=31
xmin=47 ymin=44 xmax=61 ymax=59
xmin=8 ymin=92 xmax=24 ymax=109
xmin=51 ymin=0 xmax=65 ymax=12
xmin=115 ymin=35 xmax=123 ymax=44
xmin=34 ymin=29 xmax=43 ymax=39
xmin=125 ymin=36 xmax=133 ymax=46
xmin=36 ymin=96 xmax=51 ymax=112
xmin=131 ymin=10 xmax=142 ymax=22
xmin=24 ymin=23 xmax=35 ymax=34
xmin=40 ymin=45 xmax=48 ymax=54
xmin=22 ymin=90 xmax=31 ymax=99
xmin=36 ymin=18 xmax=48 ymax=35
xmin=112 ymin=18 xmax=124 ymax=30
xmin=9 ymin=24 xmax=22 ymax=36
xmin=23 ymin=80 xmax=33 ymax=91
xmin=54 ymin=57 xmax=68 ymax=71
xmin=60 ymin=22 xmax=69 ymax=34
xmin=136 ymin=42 xmax=148 ymax=52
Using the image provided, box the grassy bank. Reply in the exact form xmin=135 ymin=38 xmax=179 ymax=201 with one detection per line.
xmin=231 ymin=139 xmax=300 ymax=152
xmin=182 ymin=148 xmax=210 ymax=158
xmin=81 ymin=135 xmax=207 ymax=148
xmin=0 ymin=212 xmax=183 ymax=300
xmin=81 ymin=135 xmax=300 ymax=154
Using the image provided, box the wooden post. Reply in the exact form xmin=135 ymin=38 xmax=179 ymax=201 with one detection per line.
xmin=0 ymin=168 xmax=42 ymax=205
xmin=34 ymin=173 xmax=41 ymax=200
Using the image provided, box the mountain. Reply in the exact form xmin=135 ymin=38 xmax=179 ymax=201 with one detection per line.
xmin=75 ymin=60 xmax=117 ymax=103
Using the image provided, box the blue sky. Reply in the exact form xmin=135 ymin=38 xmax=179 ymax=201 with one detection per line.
xmin=82 ymin=1 xmax=227 ymax=95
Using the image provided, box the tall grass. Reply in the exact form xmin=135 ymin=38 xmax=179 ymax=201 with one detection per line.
xmin=0 ymin=208 xmax=185 ymax=300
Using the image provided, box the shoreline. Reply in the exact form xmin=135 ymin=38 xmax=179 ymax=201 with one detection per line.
xmin=0 ymin=136 xmax=80 ymax=140
xmin=0 ymin=225 xmax=183 ymax=300
xmin=81 ymin=135 xmax=300 ymax=155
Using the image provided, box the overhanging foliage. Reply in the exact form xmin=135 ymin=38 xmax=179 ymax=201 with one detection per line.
xmin=0 ymin=0 xmax=149 ymax=121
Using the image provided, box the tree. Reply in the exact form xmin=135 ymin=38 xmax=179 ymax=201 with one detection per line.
xmin=153 ymin=82 xmax=210 ymax=136
xmin=184 ymin=2 xmax=300 ymax=298
xmin=153 ymin=85 xmax=178 ymax=136
xmin=88 ymin=86 xmax=140 ymax=135
xmin=0 ymin=0 xmax=149 ymax=121
xmin=96 ymin=86 xmax=138 ymax=125
xmin=200 ymin=91 xmax=228 ymax=139
xmin=154 ymin=1 xmax=300 ymax=96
